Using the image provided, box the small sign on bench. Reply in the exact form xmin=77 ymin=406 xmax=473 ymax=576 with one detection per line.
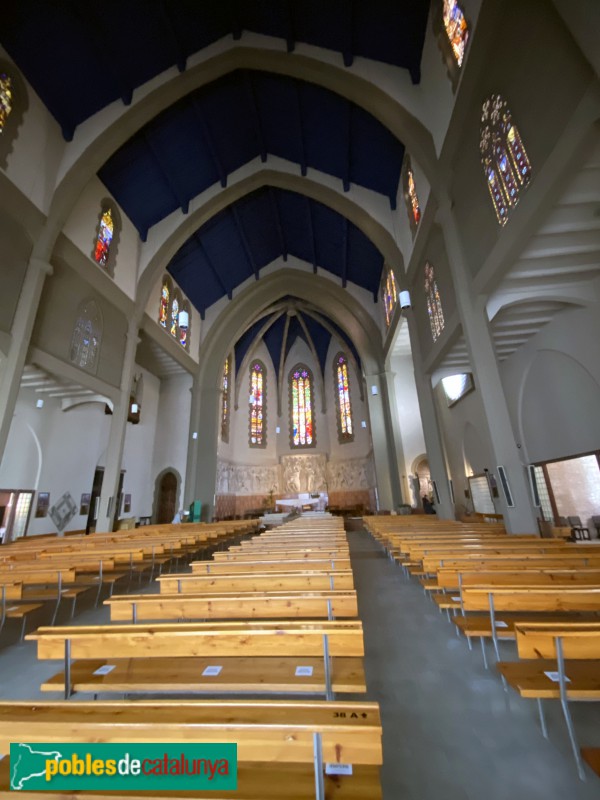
xmin=295 ymin=666 xmax=314 ymax=677
xmin=93 ymin=665 xmax=116 ymax=676
xmin=202 ymin=665 xmax=223 ymax=677
xmin=544 ymin=671 xmax=571 ymax=683
xmin=326 ymin=764 xmax=353 ymax=776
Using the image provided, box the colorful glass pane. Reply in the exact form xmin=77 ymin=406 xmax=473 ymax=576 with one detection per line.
xmin=424 ymin=262 xmax=445 ymax=342
xmin=93 ymin=208 xmax=114 ymax=267
xmin=443 ymin=0 xmax=469 ymax=67
xmin=407 ymin=168 xmax=421 ymax=227
xmin=159 ymin=282 xmax=170 ymax=327
xmin=170 ymin=297 xmax=179 ymax=338
xmin=383 ymin=268 xmax=398 ymax=327
xmin=179 ymin=325 xmax=187 ymax=348
xmin=480 ymin=95 xmax=532 ymax=226
xmin=291 ymin=367 xmax=313 ymax=447
xmin=0 ymin=73 xmax=13 ymax=133
xmin=221 ymin=355 xmax=230 ymax=442
xmin=336 ymin=355 xmax=353 ymax=440
xmin=250 ymin=363 xmax=265 ymax=446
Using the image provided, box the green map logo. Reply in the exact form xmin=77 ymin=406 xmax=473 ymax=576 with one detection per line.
xmin=9 ymin=743 xmax=237 ymax=791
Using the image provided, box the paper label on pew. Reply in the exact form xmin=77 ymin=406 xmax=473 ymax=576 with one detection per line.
xmin=325 ymin=764 xmax=353 ymax=776
xmin=93 ymin=665 xmax=116 ymax=676
xmin=544 ymin=671 xmax=571 ymax=683
xmin=202 ymin=665 xmax=223 ymax=676
xmin=494 ymin=621 xmax=509 ymax=628
xmin=7 ymin=606 xmax=18 ymax=612
xmin=295 ymin=666 xmax=314 ymax=677
xmin=451 ymin=596 xmax=461 ymax=601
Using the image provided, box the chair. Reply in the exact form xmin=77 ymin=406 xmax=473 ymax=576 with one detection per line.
xmin=592 ymin=515 xmax=600 ymax=539
xmin=567 ymin=515 xmax=591 ymax=541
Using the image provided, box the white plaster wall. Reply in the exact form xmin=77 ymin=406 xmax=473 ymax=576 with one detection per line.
xmin=120 ymin=367 xmax=160 ymax=520
xmin=0 ymin=47 xmax=66 ymax=215
xmin=0 ymin=387 xmax=111 ymax=535
xmin=390 ymin=353 xmax=426 ymax=477
xmin=62 ymin=176 xmax=140 ymax=300
xmin=150 ymin=372 xmax=193 ymax=513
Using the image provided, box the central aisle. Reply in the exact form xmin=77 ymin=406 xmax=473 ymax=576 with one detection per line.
xmin=347 ymin=529 xmax=600 ymax=800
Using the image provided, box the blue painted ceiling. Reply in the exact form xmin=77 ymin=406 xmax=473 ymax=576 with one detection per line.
xmin=167 ymin=187 xmax=384 ymax=315
xmin=98 ymin=69 xmax=406 ymax=239
xmin=0 ymin=1 xmax=429 ymax=140
xmin=233 ymin=298 xmax=362 ymax=391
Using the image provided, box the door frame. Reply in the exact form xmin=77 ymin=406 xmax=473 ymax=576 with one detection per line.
xmin=152 ymin=467 xmax=182 ymax=524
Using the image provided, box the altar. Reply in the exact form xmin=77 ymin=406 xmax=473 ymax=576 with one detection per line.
xmin=276 ymin=492 xmax=328 ymax=512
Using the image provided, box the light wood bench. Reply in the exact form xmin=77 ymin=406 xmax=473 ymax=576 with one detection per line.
xmin=497 ymin=622 xmax=600 ymax=780
xmin=158 ymin=570 xmax=355 ymax=594
xmin=0 ymin=582 xmax=43 ymax=640
xmin=192 ymin=558 xmax=352 ymax=574
xmin=0 ymin=699 xmax=382 ymax=799
xmin=27 ymin=620 xmax=365 ymax=701
xmin=106 ymin=589 xmax=358 ymax=622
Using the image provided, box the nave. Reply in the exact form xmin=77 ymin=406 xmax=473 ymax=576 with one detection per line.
xmin=0 ymin=519 xmax=599 ymax=798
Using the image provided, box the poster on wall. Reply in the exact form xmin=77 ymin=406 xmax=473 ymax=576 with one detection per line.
xmin=49 ymin=492 xmax=78 ymax=533
xmin=80 ymin=493 xmax=91 ymax=515
xmin=124 ymin=494 xmax=132 ymax=513
xmin=35 ymin=492 xmax=50 ymax=518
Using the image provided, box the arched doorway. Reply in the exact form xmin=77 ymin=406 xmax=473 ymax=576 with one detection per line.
xmin=154 ymin=469 xmax=179 ymax=524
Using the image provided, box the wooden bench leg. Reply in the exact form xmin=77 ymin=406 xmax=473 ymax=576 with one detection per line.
xmin=313 ymin=732 xmax=325 ymax=800
xmin=556 ymin=637 xmax=586 ymax=781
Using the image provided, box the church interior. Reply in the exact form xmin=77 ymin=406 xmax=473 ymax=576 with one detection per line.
xmin=0 ymin=1 xmax=599 ymax=797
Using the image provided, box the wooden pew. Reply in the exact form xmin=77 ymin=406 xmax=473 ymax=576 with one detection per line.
xmin=28 ymin=620 xmax=365 ymax=700
xmin=0 ymin=581 xmax=43 ymax=640
xmin=192 ymin=558 xmax=352 ymax=574
xmin=497 ymin=622 xmax=600 ymax=780
xmin=158 ymin=570 xmax=355 ymax=594
xmin=106 ymin=589 xmax=358 ymax=622
xmin=453 ymin=586 xmax=600 ymax=667
xmin=0 ymin=699 xmax=383 ymax=799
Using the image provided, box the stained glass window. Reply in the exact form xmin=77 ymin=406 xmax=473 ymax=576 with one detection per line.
xmin=382 ymin=267 xmax=398 ymax=327
xmin=0 ymin=72 xmax=13 ymax=133
xmin=480 ymin=95 xmax=532 ymax=226
xmin=407 ymin=168 xmax=421 ymax=227
xmin=159 ymin=279 xmax=170 ymax=327
xmin=221 ymin=354 xmax=231 ymax=443
xmin=424 ymin=262 xmax=445 ymax=341
xmin=170 ymin=296 xmax=179 ymax=339
xmin=249 ymin=361 xmax=266 ymax=447
xmin=179 ymin=302 xmax=190 ymax=349
xmin=335 ymin=354 xmax=353 ymax=443
xmin=70 ymin=300 xmax=102 ymax=374
xmin=443 ymin=0 xmax=469 ymax=67
xmin=290 ymin=365 xmax=315 ymax=448
xmin=94 ymin=208 xmax=114 ymax=267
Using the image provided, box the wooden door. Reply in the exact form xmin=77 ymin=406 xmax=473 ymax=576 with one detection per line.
xmin=157 ymin=471 xmax=178 ymax=524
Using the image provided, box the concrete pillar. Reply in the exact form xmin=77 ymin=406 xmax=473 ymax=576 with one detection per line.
xmin=439 ymin=203 xmax=538 ymax=533
xmin=95 ymin=317 xmax=140 ymax=533
xmin=382 ymin=369 xmax=407 ymax=503
xmin=183 ymin=371 xmax=202 ymax=509
xmin=365 ymin=371 xmax=403 ymax=511
xmin=0 ymin=257 xmax=52 ymax=463
xmin=404 ymin=312 xmax=455 ymax=520
xmin=186 ymin=385 xmax=221 ymax=521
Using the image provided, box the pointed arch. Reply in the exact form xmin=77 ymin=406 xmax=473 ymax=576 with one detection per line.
xmin=249 ymin=359 xmax=267 ymax=448
xmin=92 ymin=199 xmax=121 ymax=276
xmin=289 ymin=363 xmax=315 ymax=449
xmin=334 ymin=352 xmax=354 ymax=444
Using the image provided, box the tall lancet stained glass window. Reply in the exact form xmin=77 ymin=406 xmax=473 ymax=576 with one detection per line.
xmin=443 ymin=0 xmax=469 ymax=67
xmin=0 ymin=72 xmax=13 ymax=132
xmin=94 ymin=208 xmax=114 ymax=267
xmin=480 ymin=94 xmax=532 ymax=226
xmin=249 ymin=361 xmax=266 ymax=447
xmin=335 ymin=354 xmax=353 ymax=443
xmin=382 ymin=267 xmax=398 ymax=327
xmin=290 ymin=365 xmax=315 ymax=448
xmin=170 ymin=295 xmax=179 ymax=339
xmin=425 ymin=262 xmax=445 ymax=341
xmin=159 ymin=279 xmax=170 ymax=327
xmin=221 ymin=354 xmax=231 ymax=443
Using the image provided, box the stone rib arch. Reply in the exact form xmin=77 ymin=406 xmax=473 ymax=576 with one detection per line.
xmin=136 ymin=170 xmax=408 ymax=311
xmin=36 ymin=46 xmax=440 ymax=263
